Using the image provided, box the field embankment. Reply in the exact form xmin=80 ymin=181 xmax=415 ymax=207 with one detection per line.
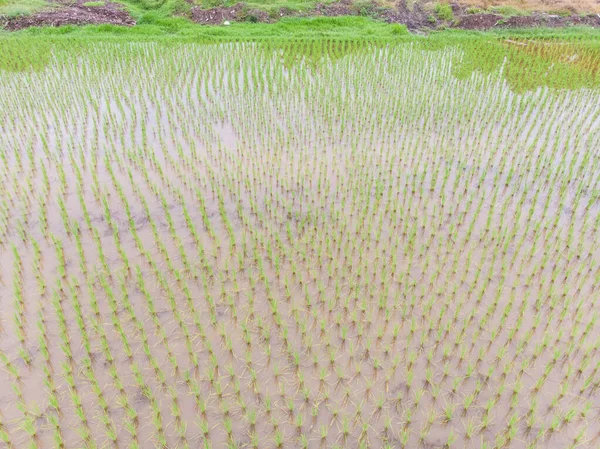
xmin=2 ymin=0 xmax=600 ymax=32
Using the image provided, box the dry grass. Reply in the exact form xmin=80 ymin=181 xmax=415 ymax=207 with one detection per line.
xmin=457 ymin=0 xmax=600 ymax=14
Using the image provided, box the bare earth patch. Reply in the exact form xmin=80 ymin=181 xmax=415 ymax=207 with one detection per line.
xmin=2 ymin=0 xmax=134 ymax=29
xmin=458 ymin=12 xmax=502 ymax=28
xmin=499 ymin=12 xmax=600 ymax=27
xmin=190 ymin=2 xmax=269 ymax=24
xmin=313 ymin=1 xmax=354 ymax=16
xmin=459 ymin=11 xmax=600 ymax=29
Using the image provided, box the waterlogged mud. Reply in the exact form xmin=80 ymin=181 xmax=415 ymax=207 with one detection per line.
xmin=0 ymin=42 xmax=599 ymax=449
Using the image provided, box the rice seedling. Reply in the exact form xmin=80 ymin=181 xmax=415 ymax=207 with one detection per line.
xmin=0 ymin=35 xmax=599 ymax=449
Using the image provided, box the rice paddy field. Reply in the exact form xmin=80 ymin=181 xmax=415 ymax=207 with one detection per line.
xmin=1 ymin=35 xmax=600 ymax=449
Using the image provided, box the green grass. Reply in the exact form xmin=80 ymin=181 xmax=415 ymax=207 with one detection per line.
xmin=3 ymin=13 xmax=600 ymax=40
xmin=2 ymin=15 xmax=410 ymax=38
xmin=82 ymin=1 xmax=106 ymax=6
xmin=0 ymin=0 xmax=47 ymax=17
xmin=489 ymin=5 xmax=530 ymax=17
xmin=434 ymin=2 xmax=453 ymax=21
xmin=195 ymin=0 xmax=322 ymax=14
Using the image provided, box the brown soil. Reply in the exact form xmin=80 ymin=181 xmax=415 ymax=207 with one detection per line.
xmin=190 ymin=2 xmax=250 ymax=24
xmin=458 ymin=13 xmax=502 ymax=28
xmin=460 ymin=11 xmax=600 ymax=29
xmin=188 ymin=0 xmax=435 ymax=29
xmin=2 ymin=0 xmax=134 ymax=30
xmin=190 ymin=1 xmax=270 ymax=24
xmin=499 ymin=12 xmax=600 ymax=27
xmin=313 ymin=1 xmax=354 ymax=16
xmin=379 ymin=0 xmax=432 ymax=29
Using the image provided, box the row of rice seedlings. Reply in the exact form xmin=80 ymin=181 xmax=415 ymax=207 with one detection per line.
xmin=63 ymin=147 xmax=171 ymax=448
xmin=97 ymin=144 xmax=237 ymax=447
xmin=119 ymin=157 xmax=244 ymax=446
xmin=135 ymin=139 xmax=313 ymax=447
xmin=201 ymin=137 xmax=402 ymax=447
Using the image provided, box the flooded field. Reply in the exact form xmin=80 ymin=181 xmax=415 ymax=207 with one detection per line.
xmin=1 ymin=40 xmax=600 ymax=449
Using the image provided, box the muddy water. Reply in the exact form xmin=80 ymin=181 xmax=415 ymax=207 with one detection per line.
xmin=0 ymin=41 xmax=599 ymax=449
